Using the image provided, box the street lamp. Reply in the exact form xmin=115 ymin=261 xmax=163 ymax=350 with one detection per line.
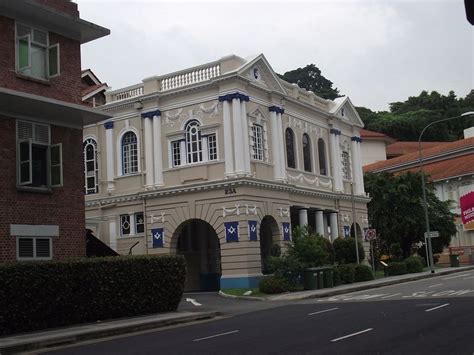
xmin=418 ymin=111 xmax=474 ymax=273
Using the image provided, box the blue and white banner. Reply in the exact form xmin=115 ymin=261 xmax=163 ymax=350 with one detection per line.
xmin=225 ymin=221 xmax=239 ymax=242
xmin=248 ymin=220 xmax=258 ymax=241
xmin=152 ymin=228 xmax=164 ymax=248
xmin=343 ymin=225 xmax=350 ymax=238
xmin=282 ymin=222 xmax=291 ymax=241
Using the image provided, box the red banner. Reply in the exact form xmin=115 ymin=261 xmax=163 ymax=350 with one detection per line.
xmin=460 ymin=191 xmax=474 ymax=225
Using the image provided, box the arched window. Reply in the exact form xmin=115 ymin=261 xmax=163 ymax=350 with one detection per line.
xmin=185 ymin=120 xmax=203 ymax=164
xmin=302 ymin=133 xmax=312 ymax=172
xmin=121 ymin=131 xmax=138 ymax=175
xmin=83 ymin=138 xmax=98 ymax=194
xmin=318 ymin=138 xmax=327 ymax=175
xmin=285 ymin=128 xmax=296 ymax=169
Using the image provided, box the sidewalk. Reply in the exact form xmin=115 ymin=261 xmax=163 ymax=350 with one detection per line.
xmin=0 ymin=311 xmax=221 ymax=354
xmin=268 ymin=265 xmax=474 ymax=301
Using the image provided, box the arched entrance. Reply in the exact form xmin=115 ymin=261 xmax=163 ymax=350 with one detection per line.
xmin=260 ymin=216 xmax=280 ymax=274
xmin=174 ymin=219 xmax=221 ymax=292
xmin=350 ymin=222 xmax=363 ymax=240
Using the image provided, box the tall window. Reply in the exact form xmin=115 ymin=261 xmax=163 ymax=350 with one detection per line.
xmin=318 ymin=138 xmax=327 ymax=176
xmin=185 ymin=120 xmax=202 ymax=164
xmin=172 ymin=141 xmax=181 ymax=167
xmin=342 ymin=151 xmax=352 ymax=180
xmin=285 ymin=128 xmax=296 ymax=169
xmin=121 ymin=131 xmax=138 ymax=175
xmin=302 ymin=133 xmax=312 ymax=172
xmin=208 ymin=134 xmax=218 ymax=161
xmin=251 ymin=124 xmax=264 ymax=161
xmin=83 ymin=138 xmax=98 ymax=194
xmin=16 ymin=23 xmax=59 ymax=80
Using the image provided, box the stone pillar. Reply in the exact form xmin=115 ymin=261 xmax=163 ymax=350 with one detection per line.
xmin=329 ymin=212 xmax=339 ymax=241
xmin=299 ymin=208 xmax=308 ymax=227
xmin=356 ymin=138 xmax=365 ymax=195
xmin=152 ymin=114 xmax=164 ymax=186
xmin=232 ymin=97 xmax=244 ymax=175
xmin=109 ymin=217 xmax=117 ymax=251
xmin=222 ymin=100 xmax=234 ymax=177
xmin=269 ymin=110 xmax=282 ymax=180
xmin=277 ymin=112 xmax=286 ymax=180
xmin=143 ymin=117 xmax=154 ymax=188
xmin=202 ymin=136 xmax=209 ymax=162
xmin=240 ymin=99 xmax=251 ymax=175
xmin=104 ymin=121 xmax=115 ymax=193
xmin=315 ymin=210 xmax=325 ymax=237
xmin=329 ymin=128 xmax=343 ymax=192
xmin=129 ymin=212 xmax=136 ymax=235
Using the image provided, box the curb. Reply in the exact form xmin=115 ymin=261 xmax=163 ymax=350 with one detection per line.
xmin=218 ymin=290 xmax=266 ymax=301
xmin=0 ymin=311 xmax=221 ymax=354
xmin=269 ymin=266 xmax=474 ymax=301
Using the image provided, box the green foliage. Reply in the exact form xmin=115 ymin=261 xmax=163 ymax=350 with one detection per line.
xmin=333 ymin=237 xmax=365 ymax=264
xmin=266 ymin=255 xmax=303 ymax=289
xmin=386 ymin=261 xmax=408 ymax=276
xmin=335 ymin=264 xmax=355 ymax=284
xmin=259 ymin=276 xmax=291 ymax=294
xmin=270 ymin=243 xmax=281 ymax=257
xmin=333 ymin=266 xmax=341 ymax=286
xmin=287 ymin=226 xmax=335 ymax=267
xmin=278 ymin=64 xmax=342 ymax=100
xmin=0 ymin=255 xmax=186 ymax=335
xmin=404 ymin=256 xmax=424 ymax=273
xmin=364 ymin=171 xmax=455 ymax=259
xmin=354 ymin=264 xmax=374 ymax=282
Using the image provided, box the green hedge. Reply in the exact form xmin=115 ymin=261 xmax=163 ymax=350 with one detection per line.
xmin=335 ymin=264 xmax=355 ymax=284
xmin=0 ymin=255 xmax=186 ymax=335
xmin=386 ymin=261 xmax=408 ymax=276
xmin=354 ymin=264 xmax=374 ymax=282
xmin=404 ymin=256 xmax=424 ymax=273
xmin=259 ymin=275 xmax=291 ymax=294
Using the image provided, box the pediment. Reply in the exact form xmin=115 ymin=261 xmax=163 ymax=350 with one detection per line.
xmin=237 ymin=54 xmax=287 ymax=95
xmin=330 ymin=97 xmax=364 ymax=128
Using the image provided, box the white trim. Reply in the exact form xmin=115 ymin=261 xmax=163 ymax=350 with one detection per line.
xmin=81 ymin=69 xmax=101 ymax=85
xmin=16 ymin=236 xmax=52 ymax=261
xmin=11 ymin=224 xmax=59 ymax=237
xmin=116 ymin=127 xmax=141 ymax=177
xmin=82 ymin=84 xmax=107 ymax=101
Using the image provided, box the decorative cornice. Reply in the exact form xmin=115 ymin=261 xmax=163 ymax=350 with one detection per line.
xmin=351 ymin=136 xmax=362 ymax=143
xmin=268 ymin=105 xmax=285 ymax=114
xmin=104 ymin=121 xmax=114 ymax=129
xmin=141 ymin=109 xmax=161 ymax=119
xmin=218 ymin=92 xmax=250 ymax=102
xmin=330 ymin=128 xmax=341 ymax=135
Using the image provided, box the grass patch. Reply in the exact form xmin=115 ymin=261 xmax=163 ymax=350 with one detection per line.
xmin=221 ymin=288 xmax=267 ymax=297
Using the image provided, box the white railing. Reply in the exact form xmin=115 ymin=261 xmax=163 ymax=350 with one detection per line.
xmin=161 ymin=63 xmax=220 ymax=92
xmin=107 ymin=83 xmax=144 ymax=103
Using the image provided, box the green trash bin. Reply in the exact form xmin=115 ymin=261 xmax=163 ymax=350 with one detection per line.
xmin=303 ymin=268 xmax=319 ymax=290
xmin=450 ymin=254 xmax=460 ymax=267
xmin=322 ymin=267 xmax=334 ymax=288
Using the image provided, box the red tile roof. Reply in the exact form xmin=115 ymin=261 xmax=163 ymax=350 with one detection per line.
xmin=82 ymin=83 xmax=107 ymax=97
xmin=386 ymin=141 xmax=444 ymax=157
xmin=399 ymin=154 xmax=474 ymax=181
xmin=360 ymin=129 xmax=395 ymax=144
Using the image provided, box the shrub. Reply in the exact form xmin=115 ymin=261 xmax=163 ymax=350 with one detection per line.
xmin=386 ymin=261 xmax=408 ymax=276
xmin=0 ymin=255 xmax=186 ymax=336
xmin=259 ymin=275 xmax=291 ymax=294
xmin=336 ymin=264 xmax=355 ymax=284
xmin=267 ymin=255 xmax=303 ymax=289
xmin=333 ymin=266 xmax=341 ymax=286
xmin=333 ymin=237 xmax=365 ymax=264
xmin=354 ymin=264 xmax=374 ymax=282
xmin=404 ymin=256 xmax=424 ymax=273
xmin=288 ymin=226 xmax=335 ymax=267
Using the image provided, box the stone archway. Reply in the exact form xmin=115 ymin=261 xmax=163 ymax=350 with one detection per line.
xmin=350 ymin=222 xmax=363 ymax=241
xmin=260 ymin=215 xmax=280 ymax=274
xmin=173 ymin=219 xmax=221 ymax=292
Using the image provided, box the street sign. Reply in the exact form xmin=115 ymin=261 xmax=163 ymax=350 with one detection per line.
xmin=365 ymin=228 xmax=377 ymax=241
xmin=424 ymin=231 xmax=439 ymax=238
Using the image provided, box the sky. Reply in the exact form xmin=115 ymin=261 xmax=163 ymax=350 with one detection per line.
xmin=78 ymin=0 xmax=473 ymax=112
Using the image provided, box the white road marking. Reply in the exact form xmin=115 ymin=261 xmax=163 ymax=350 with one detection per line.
xmin=186 ymin=298 xmax=202 ymax=306
xmin=442 ymin=273 xmax=471 ymax=280
xmin=403 ymin=291 xmax=434 ymax=298
xmin=428 ymin=283 xmax=443 ymax=288
xmin=425 ymin=303 xmax=449 ymax=312
xmin=432 ymin=290 xmax=473 ymax=297
xmin=463 ymin=276 xmax=474 ymax=280
xmin=193 ymin=330 xmax=239 ymax=342
xmin=381 ymin=293 xmax=402 ymax=299
xmin=330 ymin=328 xmax=374 ymax=342
xmin=308 ymin=307 xmax=339 ymax=316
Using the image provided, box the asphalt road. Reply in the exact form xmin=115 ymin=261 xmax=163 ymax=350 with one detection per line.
xmin=43 ymin=272 xmax=474 ymax=355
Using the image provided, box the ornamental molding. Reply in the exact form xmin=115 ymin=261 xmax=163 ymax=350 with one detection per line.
xmin=279 ymin=207 xmax=290 ymax=217
xmin=222 ymin=205 xmax=240 ymax=217
xmin=341 ymin=214 xmax=350 ymax=222
xmin=360 ymin=215 xmax=368 ymax=224
xmin=150 ymin=212 xmax=166 ymax=224
xmin=287 ymin=172 xmax=333 ymax=189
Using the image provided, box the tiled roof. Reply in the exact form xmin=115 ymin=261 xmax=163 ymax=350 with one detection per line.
xmin=386 ymin=141 xmax=444 ymax=157
xmin=360 ymin=129 xmax=395 ymax=143
xmin=82 ymin=83 xmax=107 ymax=97
xmin=364 ymin=137 xmax=474 ymax=180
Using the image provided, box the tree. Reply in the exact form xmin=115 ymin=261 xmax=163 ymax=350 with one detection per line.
xmin=364 ymin=171 xmax=456 ymax=260
xmin=279 ymin=64 xmax=342 ymax=100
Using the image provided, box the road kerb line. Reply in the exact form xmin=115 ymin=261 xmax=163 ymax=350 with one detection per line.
xmin=330 ymin=328 xmax=373 ymax=342
xmin=442 ymin=274 xmax=471 ymax=280
xmin=308 ymin=307 xmax=339 ymax=316
xmin=428 ymin=283 xmax=443 ymax=288
xmin=381 ymin=293 xmax=402 ymax=299
xmin=463 ymin=276 xmax=474 ymax=280
xmin=193 ymin=330 xmax=239 ymax=342
xmin=425 ymin=303 xmax=449 ymax=312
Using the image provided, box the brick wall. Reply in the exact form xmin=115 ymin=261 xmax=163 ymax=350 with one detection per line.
xmin=0 ymin=15 xmax=82 ymax=105
xmin=0 ymin=116 xmax=86 ymax=262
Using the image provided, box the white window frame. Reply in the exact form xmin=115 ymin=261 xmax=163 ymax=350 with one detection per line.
xmin=120 ymin=214 xmax=131 ymax=236
xmin=135 ymin=212 xmax=145 ymax=235
xmin=116 ymin=128 xmax=141 ymax=177
xmin=16 ymin=237 xmax=52 ymax=261
xmin=83 ymin=138 xmax=99 ymax=194
xmin=251 ymin=124 xmax=264 ymax=161
xmin=171 ymin=140 xmax=183 ymax=167
xmin=206 ymin=133 xmax=218 ymax=161
xmin=185 ymin=120 xmax=203 ymax=164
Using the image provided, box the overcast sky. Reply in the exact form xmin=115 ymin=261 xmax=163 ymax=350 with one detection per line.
xmin=78 ymin=0 xmax=473 ymax=111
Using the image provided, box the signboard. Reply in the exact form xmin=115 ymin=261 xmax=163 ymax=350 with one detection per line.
xmin=365 ymin=228 xmax=376 ymax=241
xmin=424 ymin=231 xmax=439 ymax=238
xmin=460 ymin=190 xmax=474 ymax=230
xmin=225 ymin=221 xmax=239 ymax=242
xmin=151 ymin=228 xmax=164 ymax=248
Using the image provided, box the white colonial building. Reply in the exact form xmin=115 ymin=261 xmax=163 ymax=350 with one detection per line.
xmin=83 ymin=54 xmax=370 ymax=290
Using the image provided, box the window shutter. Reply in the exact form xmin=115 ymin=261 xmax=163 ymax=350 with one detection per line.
xmin=18 ymin=238 xmax=34 ymax=258
xmin=50 ymin=143 xmax=63 ymax=187
xmin=48 ymin=43 xmax=60 ymax=78
xmin=36 ymin=238 xmax=51 ymax=258
xmin=17 ymin=34 xmax=31 ymax=70
xmin=17 ymin=120 xmax=33 ymax=140
xmin=18 ymin=139 xmax=32 ymax=186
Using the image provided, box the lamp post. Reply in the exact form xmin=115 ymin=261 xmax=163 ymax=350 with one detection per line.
xmin=418 ymin=111 xmax=474 ymax=273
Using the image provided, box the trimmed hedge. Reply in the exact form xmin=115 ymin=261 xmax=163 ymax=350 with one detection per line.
xmin=0 ymin=255 xmax=186 ymax=335
xmin=404 ymin=256 xmax=424 ymax=273
xmin=335 ymin=264 xmax=355 ymax=284
xmin=354 ymin=264 xmax=374 ymax=282
xmin=259 ymin=275 xmax=291 ymax=294
xmin=386 ymin=261 xmax=408 ymax=276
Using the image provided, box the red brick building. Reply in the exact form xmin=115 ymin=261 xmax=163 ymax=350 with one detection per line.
xmin=0 ymin=0 xmax=110 ymax=261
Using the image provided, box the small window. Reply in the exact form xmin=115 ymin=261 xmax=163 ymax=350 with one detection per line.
xmin=171 ymin=140 xmax=182 ymax=167
xmin=251 ymin=124 xmax=264 ymax=161
xmin=285 ymin=128 xmax=296 ymax=169
xmin=121 ymin=131 xmax=138 ymax=175
xmin=318 ymin=138 xmax=327 ymax=176
xmin=342 ymin=151 xmax=352 ymax=180
xmin=17 ymin=237 xmax=52 ymax=260
xmin=207 ymin=134 xmax=218 ymax=161
xmin=302 ymin=133 xmax=312 ymax=172
xmin=135 ymin=213 xmax=145 ymax=234
xmin=83 ymin=138 xmax=99 ymax=194
xmin=120 ymin=214 xmax=131 ymax=236
xmin=185 ymin=120 xmax=202 ymax=164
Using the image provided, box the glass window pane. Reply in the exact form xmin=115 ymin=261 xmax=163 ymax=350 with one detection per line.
xmin=48 ymin=44 xmax=59 ymax=77
xmin=18 ymin=37 xmax=30 ymax=69
xmin=30 ymin=45 xmax=46 ymax=79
